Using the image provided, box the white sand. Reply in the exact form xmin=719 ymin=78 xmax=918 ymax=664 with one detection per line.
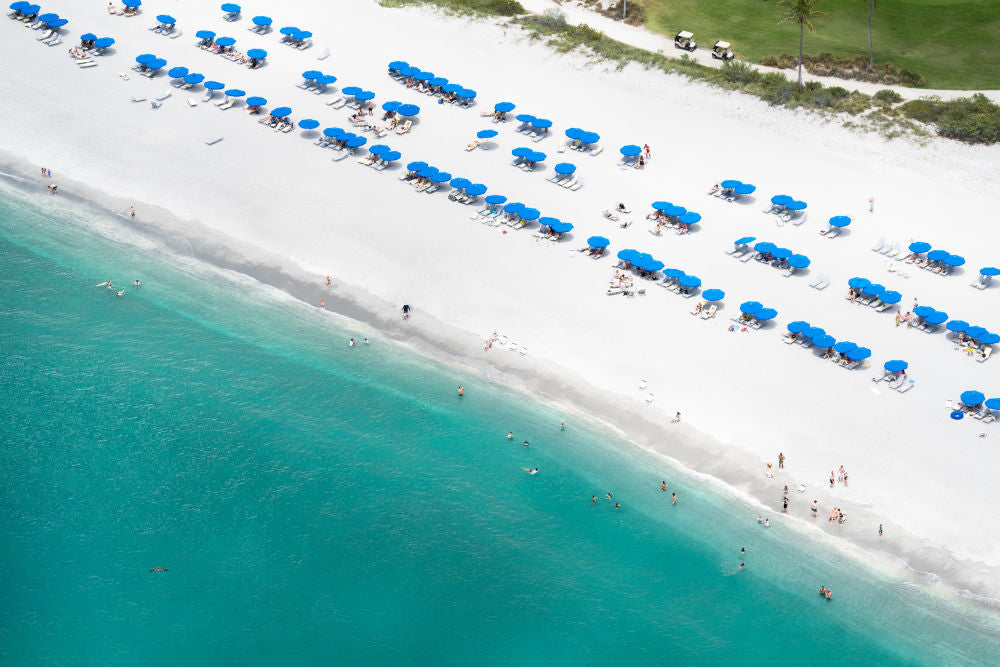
xmin=4 ymin=0 xmax=1000 ymax=597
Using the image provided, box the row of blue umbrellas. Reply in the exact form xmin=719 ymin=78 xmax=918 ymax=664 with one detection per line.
xmin=945 ymin=321 xmax=1000 ymax=345
xmin=301 ymin=70 xmax=338 ymax=87
xmin=565 ymin=127 xmax=600 ymax=145
xmin=33 ymin=10 xmax=66 ymax=27
xmin=381 ymin=100 xmax=420 ymax=117
xmin=341 ymin=86 xmax=375 ymax=104
xmin=279 ymin=26 xmax=312 ymax=42
xmin=752 ymin=240 xmax=811 ymax=268
xmin=846 ymin=277 xmax=901 ymax=304
xmin=387 ymin=61 xmax=477 ymax=100
xmin=740 ymin=301 xmax=778 ymax=321
xmin=719 ymin=179 xmax=757 ymax=196
xmin=786 ymin=321 xmax=870 ymax=358
xmin=912 ymin=305 xmax=949 ymax=326
xmin=907 ymin=241 xmax=965 ymax=267
xmin=512 ymin=147 xmax=546 ymax=163
xmin=770 ymin=194 xmax=807 ymax=212
xmin=959 ymin=391 xmax=1000 ymax=409
xmin=135 ymin=52 xmax=167 ymax=71
xmin=322 ymin=127 xmax=368 ymax=148
xmin=366 ymin=144 xmax=402 ymax=162
xmin=538 ymin=217 xmax=574 ymax=234
xmin=652 ymin=201 xmax=703 ymax=227
xmin=80 ymin=34 xmax=114 ymax=48
xmin=616 ymin=249 xmax=664 ymax=273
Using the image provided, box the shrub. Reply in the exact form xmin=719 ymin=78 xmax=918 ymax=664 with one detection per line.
xmin=804 ymin=81 xmax=822 ymax=92
xmin=761 ymin=55 xmax=778 ymax=67
xmin=873 ymin=89 xmax=903 ymax=105
xmin=720 ymin=60 xmax=761 ymax=85
xmin=806 ymin=90 xmax=835 ymax=108
xmin=899 ymin=97 xmax=944 ymax=123
xmin=827 ymin=86 xmax=849 ymax=99
xmin=936 ymin=94 xmax=1000 ymax=143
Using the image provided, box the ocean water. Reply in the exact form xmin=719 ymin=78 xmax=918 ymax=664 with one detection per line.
xmin=1 ymin=181 xmax=999 ymax=666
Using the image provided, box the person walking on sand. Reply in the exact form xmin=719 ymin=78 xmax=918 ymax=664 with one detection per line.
xmin=895 ymin=312 xmax=901 ymax=328
xmin=402 ymin=303 xmax=411 ymax=320
xmin=778 ymin=452 xmax=785 ymax=469
xmin=671 ymin=412 xmax=681 ymax=423
xmin=879 ymin=523 xmax=883 ymax=536
xmin=868 ymin=196 xmax=874 ymax=213
xmin=326 ymin=275 xmax=331 ymax=287
xmin=811 ymin=500 xmax=818 ymax=517
xmin=130 ymin=206 xmax=136 ymax=219
xmin=320 ymin=299 xmax=325 ymax=309
xmin=829 ymin=471 xmax=835 ymax=488
xmin=766 ymin=462 xmax=774 ymax=479
xmin=643 ymin=143 xmax=651 ymax=159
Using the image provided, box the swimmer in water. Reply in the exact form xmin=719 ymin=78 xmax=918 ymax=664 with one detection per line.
xmin=671 ymin=492 xmax=677 ymax=505
xmin=149 ymin=567 xmax=168 ymax=572
xmin=739 ymin=562 xmax=745 ymax=569
xmin=507 ymin=432 xmax=513 ymax=440
xmin=614 ymin=503 xmax=621 ymax=509
xmin=458 ymin=385 xmax=464 ymax=397
xmin=606 ymin=492 xmax=612 ymax=500
xmin=592 ymin=495 xmax=597 ymax=504
xmin=364 ymin=338 xmax=369 ymax=345
xmin=522 ymin=467 xmax=539 ymax=475
xmin=661 ymin=481 xmax=667 ymax=492
xmin=115 ymin=290 xmax=125 ymax=296
xmin=764 ymin=518 xmax=770 ymax=527
xmin=740 ymin=547 xmax=745 ymax=554
xmin=96 ymin=280 xmax=111 ymax=287
xmin=560 ymin=422 xmax=565 ymax=431
xmin=825 ymin=589 xmax=832 ymax=600
xmin=523 ymin=440 xmax=529 ymax=447
xmin=349 ymin=338 xmax=355 ymax=347
xmin=134 ymin=280 xmax=141 ymax=288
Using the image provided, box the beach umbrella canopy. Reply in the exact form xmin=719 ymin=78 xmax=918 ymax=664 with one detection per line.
xmin=702 ymin=289 xmax=725 ymax=302
xmin=527 ymin=151 xmax=546 ymax=162
xmin=772 ymin=247 xmax=792 ymax=260
xmin=617 ymin=249 xmax=637 ymax=261
xmin=961 ymin=390 xmax=985 ymax=406
xmin=414 ymin=70 xmax=434 ymax=81
xmin=879 ymin=290 xmax=901 ymax=304
xmin=740 ymin=301 xmax=763 ymax=315
xmin=986 ymin=398 xmax=1000 ymax=410
xmin=252 ymin=15 xmax=271 ymax=25
xmin=429 ymin=171 xmax=451 ymax=182
xmin=913 ymin=306 xmax=935 ymax=318
xmin=504 ymin=202 xmax=524 ymax=214
xmin=908 ymin=241 xmax=931 ymax=254
xmin=804 ymin=327 xmax=825 ymax=339
xmin=414 ymin=166 xmax=436 ymax=178
xmin=946 ymin=320 xmax=969 ymax=333
xmin=787 ymin=321 xmax=810 ymax=333
xmin=146 ymin=58 xmax=166 ymax=70
xmin=720 ymin=179 xmax=742 ymax=189
xmin=399 ymin=66 xmax=418 ymax=77
xmin=346 ymin=136 xmax=367 ymax=148
xmin=829 ymin=215 xmax=851 ymax=227
xmin=196 ymin=30 xmax=216 ymax=39
xmin=157 ymin=15 xmax=176 ymax=24
xmin=484 ymin=194 xmax=507 ymax=205
xmin=302 ymin=70 xmax=322 ymax=80
xmin=771 ymin=194 xmax=792 ymax=206
xmin=342 ymin=86 xmax=362 ymax=96
xmin=862 ymin=283 xmax=885 ymax=296
xmin=679 ymin=212 xmax=702 ymax=225
xmin=168 ymin=66 xmax=189 ymax=78
xmin=565 ymin=127 xmax=585 ymax=139
xmin=927 ymin=249 xmax=949 ymax=262
xmin=494 ymin=102 xmax=515 ymax=112
xmin=620 ymin=144 xmax=641 ymax=156
xmin=294 ymin=30 xmax=312 ymax=40
xmin=924 ymin=311 xmax=948 ymax=325
xmin=980 ymin=333 xmax=1000 ymax=345
xmin=245 ymin=96 xmax=266 ymax=106
xmin=550 ymin=221 xmax=573 ymax=234
xmin=884 ymin=360 xmax=908 ymax=372
xmin=735 ymin=236 xmax=756 ymax=246
xmin=663 ymin=268 xmax=685 ymax=278
xmin=944 ymin=254 xmax=965 ymax=267
xmin=787 ymin=254 xmax=810 ymax=269
xmin=516 ymin=113 xmax=536 ymax=123
xmin=441 ymin=83 xmax=462 ymax=93
xmin=652 ymin=201 xmax=672 ymax=211
xmin=81 ymin=32 xmax=98 ymax=41
xmin=216 ymin=37 xmax=235 ymax=47
xmin=679 ymin=275 xmax=701 ymax=288
xmin=981 ymin=267 xmax=1000 ymax=276
xmin=449 ymin=177 xmax=472 ymax=189
xmin=136 ymin=53 xmax=156 ymax=64
xmin=183 ymin=73 xmax=205 ymax=85
xmin=786 ymin=200 xmax=808 ymax=211
xmin=45 ymin=17 xmax=67 ymax=26
xmin=512 ymin=147 xmax=533 ymax=157
xmin=644 ymin=260 xmax=665 ymax=273
xmin=964 ymin=326 xmax=987 ymax=339
xmin=519 ymin=208 xmax=540 ymax=221
xmin=270 ymin=106 xmax=291 ymax=118
xmin=224 ymin=88 xmax=245 ymax=97
xmin=813 ymin=334 xmax=836 ymax=348
xmin=663 ymin=205 xmax=686 ymax=217
xmin=734 ymin=183 xmax=756 ymax=195
xmin=588 ymin=236 xmax=610 ymax=248
xmin=369 ymin=144 xmax=391 ymax=155
xmin=951 ymin=411 xmax=964 ymax=420
xmin=123 ymin=0 xmax=141 ymax=6
xmin=382 ymin=101 xmax=401 ymax=112
xmin=833 ymin=341 xmax=857 ymax=354
xmin=470 ymin=129 xmax=497 ymax=141
xmin=298 ymin=119 xmax=319 ymax=130
xmin=429 ymin=77 xmax=449 ymax=87
xmin=848 ymin=277 xmax=870 ymax=289
xmin=247 ymin=48 xmax=267 ymax=59
xmin=380 ymin=151 xmax=401 ymax=162
xmin=9 ymin=1 xmax=28 ymax=9
xmin=388 ymin=60 xmax=408 ymax=70
xmin=315 ymin=75 xmax=337 ymax=86
xmin=579 ymin=131 xmax=600 ymax=144
xmin=396 ymin=104 xmax=420 ymax=117
xmin=406 ymin=161 xmax=427 ymax=171
xmin=355 ymin=91 xmax=375 ymax=101
xmin=554 ymin=163 xmax=576 ymax=175
xmin=221 ymin=3 xmax=241 ymax=12
xmin=465 ymin=184 xmax=487 ymax=197
xmin=755 ymin=308 xmax=778 ymax=321
xmin=754 ymin=241 xmax=776 ymax=254
xmin=848 ymin=347 xmax=872 ymax=361
xmin=37 ymin=12 xmax=58 ymax=22
xmin=457 ymin=88 xmax=477 ymax=99
xmin=280 ymin=26 xmax=299 ymax=35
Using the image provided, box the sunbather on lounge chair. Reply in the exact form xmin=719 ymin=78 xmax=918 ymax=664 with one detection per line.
xmin=707 ymin=184 xmax=719 ymax=195
xmin=466 ymin=140 xmax=479 ymax=150
xmin=603 ymin=209 xmax=619 ymax=222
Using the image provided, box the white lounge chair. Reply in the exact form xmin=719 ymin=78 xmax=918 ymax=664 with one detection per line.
xmin=871 ymin=237 xmax=885 ymax=252
xmin=205 ymin=136 xmax=223 ymax=145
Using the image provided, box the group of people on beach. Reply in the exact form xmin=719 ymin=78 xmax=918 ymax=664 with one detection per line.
xmin=829 ymin=466 xmax=850 ymax=488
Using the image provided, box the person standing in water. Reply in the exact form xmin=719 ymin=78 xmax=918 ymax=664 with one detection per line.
xmin=879 ymin=523 xmax=884 ymax=537
xmin=671 ymin=492 xmax=677 ymax=505
xmin=507 ymin=432 xmax=513 ymax=440
xmin=457 ymin=385 xmax=464 ymax=397
xmin=661 ymin=481 xmax=667 ymax=492
xmin=130 ymin=206 xmax=136 ymax=219
xmin=402 ymin=303 xmax=411 ymax=320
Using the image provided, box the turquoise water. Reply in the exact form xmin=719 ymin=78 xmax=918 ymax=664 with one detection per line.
xmin=2 ymin=183 xmax=999 ymax=665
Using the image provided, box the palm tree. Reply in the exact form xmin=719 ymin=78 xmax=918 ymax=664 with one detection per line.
xmin=867 ymin=0 xmax=877 ymax=69
xmin=779 ymin=0 xmax=829 ymax=92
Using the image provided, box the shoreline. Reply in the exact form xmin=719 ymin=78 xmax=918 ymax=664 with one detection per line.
xmin=3 ymin=160 xmax=999 ymax=610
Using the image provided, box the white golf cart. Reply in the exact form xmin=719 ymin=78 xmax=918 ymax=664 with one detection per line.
xmin=674 ymin=31 xmax=697 ymax=52
xmin=712 ymin=41 xmax=734 ymax=61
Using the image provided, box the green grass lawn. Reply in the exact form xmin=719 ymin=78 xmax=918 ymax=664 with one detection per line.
xmin=639 ymin=0 xmax=1000 ymax=89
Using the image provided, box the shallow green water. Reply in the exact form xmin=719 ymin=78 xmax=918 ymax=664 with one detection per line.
xmin=1 ymin=184 xmax=998 ymax=665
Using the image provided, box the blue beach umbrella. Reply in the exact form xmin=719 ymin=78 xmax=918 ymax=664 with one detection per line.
xmin=550 ymin=221 xmax=573 ymax=234
xmin=123 ymin=0 xmax=141 ymax=6
xmin=980 ymin=333 xmax=1000 ymax=345
xmin=944 ymin=254 xmax=965 ymax=267
xmin=754 ymin=242 xmax=776 ymax=254
xmin=702 ymin=289 xmax=725 ymax=302
xmin=771 ymin=194 xmax=792 ymax=206
xmin=245 ymin=96 xmax=266 ymax=107
xmin=477 ymin=129 xmax=498 ymax=139
xmin=399 ymin=66 xmax=418 ymax=77
xmin=221 ymin=3 xmax=241 ymax=13
xmin=315 ymin=75 xmax=337 ymax=86
xmin=369 ymin=144 xmax=390 ymax=155
xmin=951 ymin=411 xmax=964 ymax=420
xmin=913 ymin=306 xmax=935 ymax=318
xmin=247 ymin=48 xmax=267 ymax=59
xmin=9 ymin=1 xmax=28 ymax=9
xmin=720 ymin=179 xmax=742 ymax=189
xmin=530 ymin=118 xmax=551 ymax=129
xmin=833 ymin=341 xmax=857 ymax=354
xmin=617 ymin=249 xmax=637 ymax=262
xmin=294 ymin=31 xmax=312 ymax=40
xmin=157 ymin=15 xmax=176 ymax=24
xmin=787 ymin=321 xmax=810 ymax=333
xmin=652 ymin=201 xmax=672 ymax=211
xmin=224 ymin=88 xmax=245 ymax=98
xmin=355 ymin=91 xmax=375 ymax=101
xmin=986 ymin=398 xmax=1000 ymax=410
xmin=429 ymin=77 xmax=448 ymax=87
xmin=755 ymin=308 xmax=778 ymax=321
xmin=216 ymin=36 xmax=235 ymax=47
xmin=504 ymin=202 xmax=524 ymax=214
xmin=380 ymin=151 xmax=401 ymax=162
xmin=346 ymin=136 xmax=367 ymax=148
xmin=848 ymin=277 xmax=870 ymax=289
xmin=740 ymin=301 xmax=763 ymax=315
xmin=964 ymin=326 xmax=987 ymax=339
xmin=512 ymin=147 xmax=533 ymax=157
xmin=269 ymin=106 xmax=291 ymax=118
xmin=183 ymin=73 xmax=205 ymax=85
xmin=396 ymin=104 xmax=420 ymax=117
xmin=94 ymin=37 xmax=115 ymax=48
xmin=298 ymin=119 xmax=319 ymax=130
xmin=884 ymin=360 xmax=908 ymax=373
xmin=908 ymin=241 xmax=931 ymax=254
xmin=45 ymin=18 xmax=67 ymax=27
xmin=786 ymin=200 xmax=807 ymax=211
xmin=196 ymin=30 xmax=216 ymax=40
xmin=382 ymin=101 xmax=401 ymax=112
xmin=620 ymin=145 xmax=641 ymax=156
xmin=679 ymin=275 xmax=701 ymax=288
xmin=829 ymin=215 xmax=851 ymax=227
xmin=663 ymin=268 xmax=685 ymax=278
xmin=302 ymin=70 xmax=321 ymax=80
xmin=37 ymin=13 xmax=58 ymax=22
xmin=414 ymin=70 xmax=434 ymax=81
xmin=981 ymin=267 xmax=1000 ymax=276
xmin=644 ymin=260 xmax=665 ymax=273
xmin=787 ymin=254 xmax=810 ymax=269
xmin=519 ymin=208 xmax=540 ymax=221
xmin=946 ymin=320 xmax=969 ymax=333
xmin=862 ymin=283 xmax=885 ymax=296
xmin=429 ymin=172 xmax=452 ymax=183
xmin=168 ymin=66 xmax=189 ymax=78
xmin=494 ymin=101 xmax=515 ymax=113
xmin=632 ymin=254 xmax=653 ymax=269
xmin=679 ymin=212 xmax=702 ymax=225
xmin=565 ymin=127 xmax=584 ymax=139
xmin=772 ymin=247 xmax=792 ymax=260
xmin=406 ymin=161 xmax=427 ymax=171
xmin=450 ymin=177 xmax=472 ymax=190
xmin=457 ymin=89 xmax=477 ymax=99
xmin=735 ymin=236 xmax=756 ymax=246
xmin=279 ymin=26 xmax=299 ymax=35
xmin=663 ymin=205 xmax=686 ymax=217
xmin=813 ymin=334 xmax=836 ymax=348
xmin=81 ymin=33 xmax=98 ymax=41
xmin=734 ymin=183 xmax=756 ymax=195
xmin=252 ymin=16 xmax=271 ymax=26
xmin=527 ymin=151 xmax=546 ymax=162
xmin=388 ymin=60 xmax=408 ymax=71
xmin=587 ymin=236 xmax=610 ymax=248
xmin=465 ymin=184 xmax=487 ymax=196
xmin=579 ymin=132 xmax=600 ymax=144
xmin=803 ymin=327 xmax=825 ymax=339
xmin=848 ymin=347 xmax=871 ymax=361
xmin=441 ymin=83 xmax=462 ymax=93
xmin=961 ymin=390 xmax=985 ymax=406
xmin=516 ymin=114 xmax=536 ymax=123
xmin=554 ymin=163 xmax=576 ymax=175
xmin=341 ymin=86 xmax=362 ymax=96
xmin=146 ymin=58 xmax=166 ymax=70
xmin=414 ymin=166 xmax=436 ymax=178
xmin=879 ymin=290 xmax=901 ymax=304
xmin=924 ymin=311 xmax=948 ymax=325
xmin=927 ymin=249 xmax=949 ymax=262
xmin=485 ymin=194 xmax=507 ymax=205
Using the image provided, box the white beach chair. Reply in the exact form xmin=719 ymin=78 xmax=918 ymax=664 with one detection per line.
xmin=218 ymin=100 xmax=234 ymax=110
xmin=36 ymin=28 xmax=51 ymax=40
xmin=205 ymin=136 xmax=223 ymax=145
xmin=871 ymin=237 xmax=885 ymax=252
xmin=589 ymin=145 xmax=603 ymax=156
xmin=79 ymin=60 xmax=98 ymax=68
xmin=155 ymin=91 xmax=172 ymax=101
xmin=187 ymin=98 xmax=198 ymax=107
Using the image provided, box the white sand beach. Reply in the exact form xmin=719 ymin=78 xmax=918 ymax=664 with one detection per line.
xmin=3 ymin=0 xmax=1000 ymax=598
